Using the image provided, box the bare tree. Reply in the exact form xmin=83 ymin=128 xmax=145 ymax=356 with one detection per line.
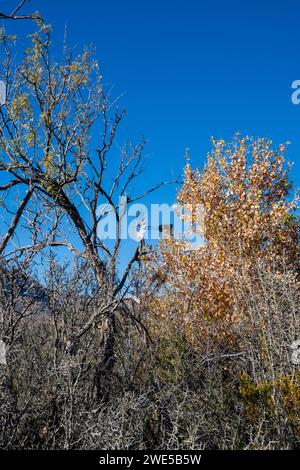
xmin=0 ymin=0 xmax=41 ymax=22
xmin=0 ymin=22 xmax=173 ymax=399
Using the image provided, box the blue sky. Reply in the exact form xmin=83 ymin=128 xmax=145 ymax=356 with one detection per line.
xmin=1 ymin=0 xmax=300 ymax=272
xmin=4 ymin=0 xmax=300 ymax=195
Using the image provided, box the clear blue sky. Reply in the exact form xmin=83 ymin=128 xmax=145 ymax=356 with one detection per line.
xmin=4 ymin=0 xmax=300 ymax=197
xmin=2 ymin=0 xmax=300 ymax=272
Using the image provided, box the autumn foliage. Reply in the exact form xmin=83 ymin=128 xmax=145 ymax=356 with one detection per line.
xmin=148 ymin=136 xmax=299 ymax=343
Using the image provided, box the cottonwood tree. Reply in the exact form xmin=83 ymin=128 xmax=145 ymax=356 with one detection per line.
xmin=148 ymin=136 xmax=299 ymax=344
xmin=0 ymin=21 xmax=169 ymax=398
